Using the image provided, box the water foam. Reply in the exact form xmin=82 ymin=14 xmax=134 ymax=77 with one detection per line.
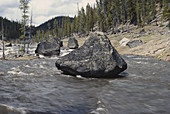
xmin=0 ymin=104 xmax=27 ymax=114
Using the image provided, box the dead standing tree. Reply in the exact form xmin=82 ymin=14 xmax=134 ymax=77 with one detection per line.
xmin=27 ymin=10 xmax=32 ymax=54
xmin=1 ymin=19 xmax=5 ymax=60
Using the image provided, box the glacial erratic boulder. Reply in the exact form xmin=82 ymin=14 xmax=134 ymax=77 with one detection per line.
xmin=127 ymin=40 xmax=143 ymax=48
xmin=35 ymin=36 xmax=61 ymax=56
xmin=67 ymin=37 xmax=79 ymax=49
xmin=55 ymin=32 xmax=127 ymax=78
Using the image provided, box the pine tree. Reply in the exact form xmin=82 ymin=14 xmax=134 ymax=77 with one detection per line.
xmin=47 ymin=22 xmax=51 ymax=36
xmin=86 ymin=3 xmax=91 ymax=32
xmin=127 ymin=0 xmax=136 ymax=24
xmin=96 ymin=0 xmax=103 ymax=31
xmin=66 ymin=17 xmax=71 ymax=37
xmin=53 ymin=19 xmax=58 ymax=37
xmin=107 ymin=12 xmax=112 ymax=28
xmin=151 ymin=0 xmax=157 ymax=20
xmin=90 ymin=6 xmax=95 ymax=31
xmin=136 ymin=0 xmax=141 ymax=27
xmin=19 ymin=0 xmax=29 ymax=53
xmin=159 ymin=0 xmax=163 ymax=8
xmin=93 ymin=4 xmax=98 ymax=27
xmin=79 ymin=7 xmax=86 ymax=34
xmin=73 ymin=15 xmax=79 ymax=33
xmin=163 ymin=0 xmax=170 ymax=18
xmin=41 ymin=30 xmax=45 ymax=41
xmin=36 ymin=30 xmax=40 ymax=42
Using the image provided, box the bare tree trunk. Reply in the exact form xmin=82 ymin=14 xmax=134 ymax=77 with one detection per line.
xmin=23 ymin=8 xmax=27 ymax=54
xmin=27 ymin=32 xmax=30 ymax=54
xmin=2 ymin=20 xmax=5 ymax=60
xmin=27 ymin=10 xmax=32 ymax=54
xmin=2 ymin=40 xmax=5 ymax=60
xmin=23 ymin=29 xmax=26 ymax=53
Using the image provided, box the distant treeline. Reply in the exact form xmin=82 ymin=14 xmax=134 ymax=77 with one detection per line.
xmin=0 ymin=17 xmax=22 ymax=40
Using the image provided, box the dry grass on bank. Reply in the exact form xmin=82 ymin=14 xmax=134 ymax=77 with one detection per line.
xmin=62 ymin=25 xmax=170 ymax=61
xmin=6 ymin=55 xmax=39 ymax=61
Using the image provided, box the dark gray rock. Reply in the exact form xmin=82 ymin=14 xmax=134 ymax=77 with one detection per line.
xmin=68 ymin=37 xmax=79 ymax=49
xmin=56 ymin=32 xmax=127 ymax=78
xmin=35 ymin=36 xmax=61 ymax=56
xmin=139 ymin=28 xmax=146 ymax=34
xmin=60 ymin=41 xmax=63 ymax=47
xmin=127 ymin=40 xmax=143 ymax=48
xmin=5 ymin=43 xmax=12 ymax=47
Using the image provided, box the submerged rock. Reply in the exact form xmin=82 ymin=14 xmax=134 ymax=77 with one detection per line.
xmin=67 ymin=37 xmax=79 ymax=49
xmin=35 ymin=36 xmax=61 ymax=56
xmin=127 ymin=40 xmax=143 ymax=48
xmin=56 ymin=32 xmax=127 ymax=78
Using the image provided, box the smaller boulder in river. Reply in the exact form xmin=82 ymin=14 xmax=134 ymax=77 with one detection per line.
xmin=67 ymin=37 xmax=79 ymax=49
xmin=127 ymin=40 xmax=143 ymax=48
xmin=35 ymin=36 xmax=61 ymax=56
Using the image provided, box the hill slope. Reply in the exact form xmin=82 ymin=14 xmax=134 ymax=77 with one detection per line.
xmin=35 ymin=16 xmax=74 ymax=32
xmin=0 ymin=17 xmax=21 ymax=40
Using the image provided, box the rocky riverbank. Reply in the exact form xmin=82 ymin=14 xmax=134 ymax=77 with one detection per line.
xmin=1 ymin=25 xmax=169 ymax=61
xmin=112 ymin=25 xmax=170 ymax=61
xmin=62 ymin=25 xmax=170 ymax=61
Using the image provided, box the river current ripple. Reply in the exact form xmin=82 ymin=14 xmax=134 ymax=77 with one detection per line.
xmin=0 ymin=55 xmax=170 ymax=114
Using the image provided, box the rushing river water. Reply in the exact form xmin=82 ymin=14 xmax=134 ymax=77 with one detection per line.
xmin=0 ymin=55 xmax=170 ymax=114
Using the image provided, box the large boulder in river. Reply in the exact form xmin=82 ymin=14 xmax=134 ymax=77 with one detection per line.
xmin=55 ymin=32 xmax=127 ymax=78
xmin=67 ymin=37 xmax=79 ymax=49
xmin=35 ymin=36 xmax=61 ymax=56
xmin=127 ymin=40 xmax=143 ymax=48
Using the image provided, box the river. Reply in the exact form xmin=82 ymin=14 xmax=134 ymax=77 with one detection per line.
xmin=0 ymin=55 xmax=170 ymax=114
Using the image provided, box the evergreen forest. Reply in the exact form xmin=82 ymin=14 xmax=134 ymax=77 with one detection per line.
xmin=1 ymin=0 xmax=169 ymax=42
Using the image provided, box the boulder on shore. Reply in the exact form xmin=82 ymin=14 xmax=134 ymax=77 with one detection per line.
xmin=5 ymin=43 xmax=12 ymax=47
xmin=35 ymin=36 xmax=61 ymax=56
xmin=67 ymin=37 xmax=79 ymax=49
xmin=127 ymin=40 xmax=143 ymax=48
xmin=55 ymin=32 xmax=127 ymax=78
xmin=119 ymin=38 xmax=130 ymax=46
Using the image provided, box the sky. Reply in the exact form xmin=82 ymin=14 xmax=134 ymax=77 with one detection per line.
xmin=0 ymin=0 xmax=96 ymax=26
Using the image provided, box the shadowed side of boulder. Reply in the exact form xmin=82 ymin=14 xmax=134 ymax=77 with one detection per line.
xmin=67 ymin=37 xmax=79 ymax=49
xmin=127 ymin=40 xmax=143 ymax=48
xmin=56 ymin=32 xmax=127 ymax=78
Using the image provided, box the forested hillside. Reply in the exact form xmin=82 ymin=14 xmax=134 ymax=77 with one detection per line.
xmin=73 ymin=0 xmax=169 ymax=33
xmin=1 ymin=0 xmax=169 ymax=42
xmin=0 ymin=17 xmax=21 ymax=40
xmin=33 ymin=0 xmax=169 ymax=41
xmin=34 ymin=16 xmax=74 ymax=42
